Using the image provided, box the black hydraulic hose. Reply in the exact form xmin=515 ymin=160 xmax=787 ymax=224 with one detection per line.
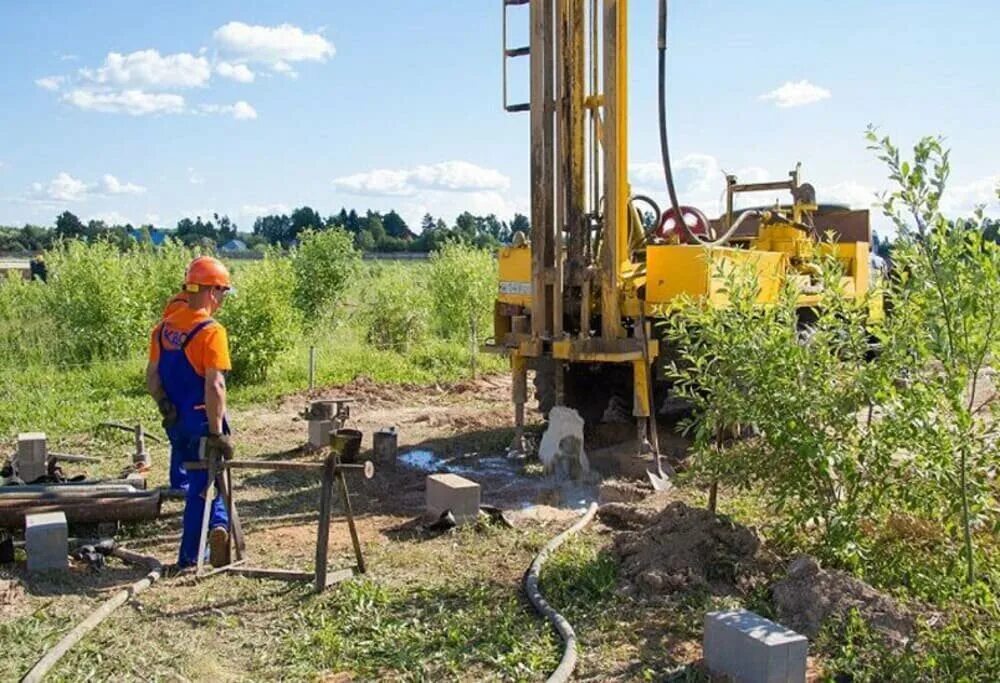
xmin=656 ymin=0 xmax=759 ymax=247
xmin=524 ymin=502 xmax=599 ymax=683
xmin=657 ymin=0 xmax=683 ymax=221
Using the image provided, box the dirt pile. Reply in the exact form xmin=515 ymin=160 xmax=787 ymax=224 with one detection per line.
xmin=604 ymin=501 xmax=762 ymax=595
xmin=772 ymin=555 xmax=914 ymax=645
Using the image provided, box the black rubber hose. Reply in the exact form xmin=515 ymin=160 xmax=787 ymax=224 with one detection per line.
xmin=657 ymin=0 xmax=683 ymax=221
xmin=523 ymin=502 xmax=599 ymax=683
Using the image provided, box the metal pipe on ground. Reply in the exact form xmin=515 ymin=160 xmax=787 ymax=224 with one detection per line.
xmin=0 ymin=493 xmax=161 ymax=527
xmin=20 ymin=546 xmax=163 ymax=683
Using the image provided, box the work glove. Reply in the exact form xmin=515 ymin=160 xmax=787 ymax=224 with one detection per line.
xmin=157 ymin=397 xmax=177 ymax=430
xmin=205 ymin=433 xmax=235 ymax=461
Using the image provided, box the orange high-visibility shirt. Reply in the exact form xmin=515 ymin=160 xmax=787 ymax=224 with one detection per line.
xmin=148 ymin=307 xmax=232 ymax=377
xmin=161 ymin=291 xmax=190 ymax=319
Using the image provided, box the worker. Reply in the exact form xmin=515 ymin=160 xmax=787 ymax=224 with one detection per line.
xmin=158 ymin=257 xmax=214 ymax=492
xmin=146 ymin=256 xmax=235 ymax=568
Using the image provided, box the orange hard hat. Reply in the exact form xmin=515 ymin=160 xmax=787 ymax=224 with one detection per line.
xmin=184 ymin=256 xmax=232 ymax=290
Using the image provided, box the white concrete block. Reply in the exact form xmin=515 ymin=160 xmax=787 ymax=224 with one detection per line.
xmin=704 ymin=609 xmax=807 ymax=683
xmin=308 ymin=420 xmax=332 ymax=448
xmin=25 ymin=511 xmax=68 ymax=572
xmin=16 ymin=432 xmax=48 ymax=483
xmin=426 ymin=473 xmax=481 ymax=525
xmin=538 ymin=407 xmax=589 ymax=478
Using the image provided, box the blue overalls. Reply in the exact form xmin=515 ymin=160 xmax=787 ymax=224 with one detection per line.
xmin=157 ymin=320 xmax=230 ymax=567
xmin=165 ymin=424 xmax=188 ymax=492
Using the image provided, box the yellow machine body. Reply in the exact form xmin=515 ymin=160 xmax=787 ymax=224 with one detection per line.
xmin=494 ymin=0 xmax=881 ymax=448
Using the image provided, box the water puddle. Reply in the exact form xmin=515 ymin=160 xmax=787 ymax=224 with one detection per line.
xmin=398 ymin=448 xmax=598 ymax=513
xmin=398 ymin=450 xmax=520 ymax=476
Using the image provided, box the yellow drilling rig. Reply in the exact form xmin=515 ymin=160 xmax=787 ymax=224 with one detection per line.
xmin=489 ymin=0 xmax=878 ymax=465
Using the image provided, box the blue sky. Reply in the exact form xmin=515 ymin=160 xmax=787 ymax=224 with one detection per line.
xmin=0 ymin=0 xmax=997 ymax=235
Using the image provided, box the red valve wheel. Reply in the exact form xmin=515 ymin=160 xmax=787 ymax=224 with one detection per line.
xmin=654 ymin=205 xmax=712 ymax=243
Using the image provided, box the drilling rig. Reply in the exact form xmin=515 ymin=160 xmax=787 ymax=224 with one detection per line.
xmin=491 ymin=0 xmax=878 ymax=456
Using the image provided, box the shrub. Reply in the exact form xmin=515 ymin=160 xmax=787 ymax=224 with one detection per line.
xmin=291 ymin=229 xmax=360 ymax=322
xmin=428 ymin=242 xmax=497 ymax=375
xmin=44 ymin=240 xmax=153 ymax=363
xmin=0 ymin=272 xmax=55 ymax=367
xmin=358 ymin=263 xmax=431 ymax=352
xmin=219 ymin=252 xmax=301 ymax=383
xmin=665 ymin=259 xmax=910 ymax=562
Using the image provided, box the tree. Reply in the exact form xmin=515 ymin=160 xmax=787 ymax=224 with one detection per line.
xmin=292 ymin=228 xmax=361 ymax=321
xmin=214 ymin=213 xmax=238 ymax=243
xmin=510 ymin=213 xmax=530 ymax=234
xmin=867 ymin=127 xmax=1000 ymax=584
xmin=429 ymin=242 xmax=498 ymax=377
xmin=382 ymin=210 xmax=412 ymax=240
xmin=176 ymin=216 xmax=218 ymax=246
xmin=420 ymin=213 xmax=436 ymax=234
xmin=253 ymin=214 xmax=293 ymax=246
xmin=55 ymin=211 xmax=85 ymax=241
xmin=290 ymin=206 xmax=323 ymax=241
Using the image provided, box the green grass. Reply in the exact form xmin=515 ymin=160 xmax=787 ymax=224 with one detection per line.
xmin=0 ymin=326 xmax=505 ymax=438
xmin=279 ymin=578 xmax=559 ymax=681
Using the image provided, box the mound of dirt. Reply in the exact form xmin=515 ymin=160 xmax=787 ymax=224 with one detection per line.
xmin=607 ymin=501 xmax=762 ymax=595
xmin=772 ymin=555 xmax=914 ymax=646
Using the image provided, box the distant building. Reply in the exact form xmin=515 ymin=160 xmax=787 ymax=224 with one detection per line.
xmin=129 ymin=227 xmax=168 ymax=246
xmin=220 ymin=239 xmax=248 ymax=253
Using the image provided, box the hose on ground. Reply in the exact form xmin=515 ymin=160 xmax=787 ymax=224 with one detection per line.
xmin=21 ymin=547 xmax=162 ymax=683
xmin=524 ymin=502 xmax=599 ymax=683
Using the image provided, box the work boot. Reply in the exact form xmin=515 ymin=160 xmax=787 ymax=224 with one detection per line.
xmin=209 ymin=526 xmax=230 ymax=568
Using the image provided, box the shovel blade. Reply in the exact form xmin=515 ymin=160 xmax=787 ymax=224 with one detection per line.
xmin=646 ymin=469 xmax=673 ymax=491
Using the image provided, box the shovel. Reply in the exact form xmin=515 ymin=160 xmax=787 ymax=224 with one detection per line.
xmin=637 ymin=312 xmax=672 ymax=491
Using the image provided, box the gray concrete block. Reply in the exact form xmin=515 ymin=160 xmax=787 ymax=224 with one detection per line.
xmin=25 ymin=511 xmax=68 ymax=572
xmin=426 ymin=473 xmax=481 ymax=525
xmin=704 ymin=608 xmax=807 ymax=683
xmin=308 ymin=420 xmax=332 ymax=448
xmin=16 ymin=432 xmax=48 ymax=483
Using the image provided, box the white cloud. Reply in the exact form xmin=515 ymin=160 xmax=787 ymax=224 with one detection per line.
xmin=58 ymin=53 xmax=79 ymax=62
xmin=213 ymin=22 xmax=335 ymax=67
xmin=216 ymin=61 xmax=255 ymax=83
xmin=35 ymin=75 xmax=65 ymax=91
xmin=824 ymin=181 xmax=878 ymax=209
xmin=89 ymin=210 xmax=132 ymax=226
xmin=63 ymin=89 xmax=185 ymax=115
xmin=333 ymin=161 xmax=510 ymax=197
xmin=200 ymin=100 xmax=258 ymax=120
xmin=941 ymin=174 xmax=1000 ymax=216
xmin=30 ymin=172 xmax=90 ymax=202
xmin=270 ymin=60 xmax=298 ymax=78
xmin=629 ymin=154 xmax=774 ymax=216
xmin=80 ymin=49 xmax=211 ymax=89
xmin=101 ymin=174 xmax=146 ymax=195
xmin=241 ymin=203 xmax=291 ymax=219
xmin=188 ymin=168 xmax=204 ymax=185
xmin=759 ymin=80 xmax=831 ymax=108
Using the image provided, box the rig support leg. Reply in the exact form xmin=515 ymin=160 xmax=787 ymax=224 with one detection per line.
xmin=632 ymin=359 xmax=653 ymax=455
xmin=511 ymin=354 xmax=528 ymax=455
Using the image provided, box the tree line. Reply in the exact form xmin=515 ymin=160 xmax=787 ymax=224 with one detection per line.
xmin=0 ymin=206 xmax=531 ymax=254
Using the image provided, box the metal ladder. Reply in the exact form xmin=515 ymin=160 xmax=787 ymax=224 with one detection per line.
xmin=502 ymin=0 xmax=530 ymax=113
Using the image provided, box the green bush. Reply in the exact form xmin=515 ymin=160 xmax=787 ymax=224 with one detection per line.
xmin=358 ymin=263 xmax=431 ymax=352
xmin=428 ymin=242 xmax=497 ymax=375
xmin=291 ymin=229 xmax=360 ymax=322
xmin=219 ymin=252 xmax=302 ymax=384
xmin=0 ymin=273 xmax=55 ymax=366
xmin=44 ymin=240 xmax=165 ymax=363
